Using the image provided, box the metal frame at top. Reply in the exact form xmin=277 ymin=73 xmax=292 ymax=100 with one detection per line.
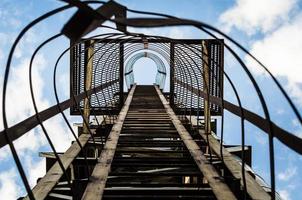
xmin=70 ymin=38 xmax=224 ymax=116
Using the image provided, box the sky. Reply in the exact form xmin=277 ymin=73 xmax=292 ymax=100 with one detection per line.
xmin=0 ymin=0 xmax=302 ymax=199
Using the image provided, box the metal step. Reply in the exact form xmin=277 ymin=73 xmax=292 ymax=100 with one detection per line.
xmin=47 ymin=193 xmax=72 ymax=200
xmin=103 ymin=187 xmax=216 ymax=199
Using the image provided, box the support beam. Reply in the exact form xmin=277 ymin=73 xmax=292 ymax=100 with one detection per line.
xmin=202 ymin=40 xmax=211 ymax=134
xmin=155 ymin=85 xmax=237 ymax=200
xmin=198 ymin=129 xmax=271 ymax=200
xmin=81 ymin=84 xmax=136 ymax=200
xmin=83 ymin=40 xmax=94 ymax=134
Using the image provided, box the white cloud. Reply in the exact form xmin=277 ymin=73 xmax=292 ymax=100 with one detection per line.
xmin=218 ymin=0 xmax=302 ymax=105
xmin=25 ymin=156 xmax=45 ymax=187
xmin=0 ymin=53 xmax=49 ymax=161
xmin=0 ymin=32 xmax=10 ymax=65
xmin=0 ymin=53 xmax=73 ymax=198
xmin=219 ymin=0 xmax=297 ymax=34
xmin=43 ymin=117 xmax=73 ymax=152
xmin=279 ymin=189 xmax=291 ymax=200
xmin=0 ymin=116 xmax=73 ymax=161
xmin=0 ymin=49 xmax=73 ymax=156
xmin=277 ymin=166 xmax=297 ymax=181
xmin=245 ymin=14 xmax=302 ymax=103
xmin=0 ymin=169 xmax=22 ymax=200
xmin=7 ymin=128 xmax=47 ymax=160
xmin=1 ymin=54 xmax=49 ymax=128
xmin=286 ymin=82 xmax=302 ymax=105
xmin=127 ymin=26 xmax=194 ymax=39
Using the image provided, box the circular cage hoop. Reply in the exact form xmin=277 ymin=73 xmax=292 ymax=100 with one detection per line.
xmin=125 ymin=51 xmax=167 ymax=89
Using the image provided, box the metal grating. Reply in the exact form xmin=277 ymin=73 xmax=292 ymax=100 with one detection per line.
xmin=173 ymin=40 xmax=223 ymax=115
xmin=70 ymin=41 xmax=121 ymax=115
xmin=70 ymin=39 xmax=223 ymax=116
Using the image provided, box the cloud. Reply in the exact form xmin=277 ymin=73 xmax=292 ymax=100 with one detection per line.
xmin=279 ymin=189 xmax=291 ymax=200
xmin=127 ymin=26 xmax=195 ymax=39
xmin=219 ymin=0 xmax=297 ymax=34
xmin=0 ymin=115 xmax=73 ymax=161
xmin=0 ymin=157 xmax=47 ymax=200
xmin=43 ymin=116 xmax=73 ymax=151
xmin=0 ymin=55 xmax=49 ymax=130
xmin=245 ymin=14 xmax=302 ymax=103
xmin=0 ymin=50 xmax=72 ymax=147
xmin=25 ymin=156 xmax=46 ymax=187
xmin=0 ymin=169 xmax=22 ymax=200
xmin=0 ymin=53 xmax=49 ymax=160
xmin=0 ymin=41 xmax=73 ymax=196
xmin=277 ymin=166 xmax=297 ymax=181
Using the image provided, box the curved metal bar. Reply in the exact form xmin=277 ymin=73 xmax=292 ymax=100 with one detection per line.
xmin=52 ymin=32 xmax=126 ymax=181
xmin=2 ymin=2 xmax=302 ymax=199
xmin=125 ymin=51 xmax=167 ymax=89
xmin=101 ymin=16 xmax=277 ymax=197
xmin=174 ymin=44 xmax=213 ymax=161
xmin=124 ymin=43 xmax=170 ymax=64
xmin=174 ymin=41 xmax=247 ymax=197
xmin=1 ymin=2 xmax=104 ymax=198
xmin=174 ymin=48 xmax=196 ymax=122
xmin=1 ymin=5 xmax=73 ymax=199
xmin=127 ymin=8 xmax=302 ymax=130
xmin=89 ymin=34 xmax=125 ymax=120
xmin=84 ymin=33 xmax=124 ymax=124
xmin=29 ymin=34 xmax=74 ymax=194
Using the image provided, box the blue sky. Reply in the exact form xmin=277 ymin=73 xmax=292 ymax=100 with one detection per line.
xmin=0 ymin=0 xmax=302 ymax=199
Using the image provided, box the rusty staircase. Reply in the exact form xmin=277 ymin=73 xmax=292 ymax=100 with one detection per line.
xmin=103 ymin=85 xmax=216 ymax=199
xmin=40 ymin=85 xmax=255 ymax=200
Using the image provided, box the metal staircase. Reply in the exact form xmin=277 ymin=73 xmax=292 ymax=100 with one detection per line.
xmin=103 ymin=85 xmax=216 ymax=199
xmin=42 ymin=85 xmax=232 ymax=200
xmin=4 ymin=2 xmax=301 ymax=200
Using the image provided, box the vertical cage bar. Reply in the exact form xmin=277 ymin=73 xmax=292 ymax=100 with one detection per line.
xmin=170 ymin=42 xmax=175 ymax=107
xmin=83 ymin=40 xmax=94 ymax=134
